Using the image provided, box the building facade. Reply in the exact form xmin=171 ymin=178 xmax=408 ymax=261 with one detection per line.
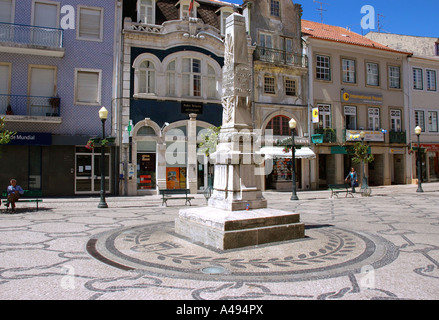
xmin=243 ymin=0 xmax=312 ymax=191
xmin=120 ymin=0 xmax=238 ymax=195
xmin=302 ymin=21 xmax=412 ymax=189
xmin=366 ymin=32 xmax=439 ymax=184
xmin=0 ymin=0 xmax=121 ymax=196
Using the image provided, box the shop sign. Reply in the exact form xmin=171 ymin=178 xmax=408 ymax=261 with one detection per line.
xmin=341 ymin=89 xmax=383 ymax=105
xmin=181 ymin=102 xmax=203 ymax=114
xmin=390 ymin=148 xmax=405 ymax=154
xmin=9 ymin=132 xmax=52 ymax=146
xmin=345 ymin=130 xmax=384 ymax=142
xmin=413 ymin=143 xmax=439 ymax=152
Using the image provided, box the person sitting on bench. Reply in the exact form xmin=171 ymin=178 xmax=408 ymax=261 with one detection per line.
xmin=7 ymin=179 xmax=24 ymax=213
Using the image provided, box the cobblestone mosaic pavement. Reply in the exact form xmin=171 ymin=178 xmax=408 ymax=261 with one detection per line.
xmin=1 ymin=183 xmax=439 ymax=300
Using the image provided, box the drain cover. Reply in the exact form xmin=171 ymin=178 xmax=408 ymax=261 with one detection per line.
xmin=201 ymin=266 xmax=226 ymax=274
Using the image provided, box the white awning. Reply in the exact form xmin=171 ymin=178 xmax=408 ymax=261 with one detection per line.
xmin=259 ymin=146 xmax=316 ymax=159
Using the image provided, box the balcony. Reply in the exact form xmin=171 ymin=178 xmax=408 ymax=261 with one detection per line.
xmin=314 ymin=128 xmax=337 ymax=143
xmin=0 ymin=22 xmax=64 ymax=57
xmin=0 ymin=94 xmax=62 ymax=124
xmin=389 ymin=130 xmax=406 ymax=144
xmin=254 ymin=46 xmax=308 ymax=68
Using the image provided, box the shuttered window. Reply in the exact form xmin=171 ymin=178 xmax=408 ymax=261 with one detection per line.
xmin=0 ymin=0 xmax=13 ymax=23
xmin=78 ymin=7 xmax=103 ymax=41
xmin=33 ymin=1 xmax=58 ymax=28
xmin=75 ymin=69 xmax=101 ymax=105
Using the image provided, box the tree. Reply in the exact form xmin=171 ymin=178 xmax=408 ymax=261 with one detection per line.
xmin=0 ymin=117 xmax=16 ymax=145
xmin=198 ymin=126 xmax=220 ymax=157
xmin=350 ymin=141 xmax=374 ymax=164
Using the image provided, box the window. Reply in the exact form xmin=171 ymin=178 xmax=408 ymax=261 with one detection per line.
xmin=366 ymin=62 xmax=379 ymax=86
xmin=389 ymin=65 xmax=401 ymax=89
xmin=342 ymin=59 xmax=356 ymax=83
xmin=0 ymin=0 xmax=14 ymax=23
xmin=33 ymin=1 xmax=59 ymax=28
xmin=137 ymin=0 xmax=155 ymax=24
xmin=182 ymin=58 xmax=201 ymax=97
xmin=138 ymin=60 xmax=155 ymax=94
xmin=266 ymin=115 xmax=291 ymax=136
xmin=270 ymin=0 xmax=280 ymax=17
xmin=390 ymin=109 xmax=402 ymax=132
xmin=426 ymin=70 xmax=437 ymax=91
xmin=368 ymin=108 xmax=380 ymax=131
xmin=264 ymin=76 xmax=275 ymax=94
xmin=78 ymin=6 xmax=103 ymax=41
xmin=413 ymin=68 xmax=423 ymax=90
xmin=436 ymin=42 xmax=439 ymax=56
xmin=29 ymin=65 xmax=57 ymax=116
xmin=207 ymin=64 xmax=217 ymax=98
xmin=316 ymin=55 xmax=331 ymax=81
xmin=179 ymin=0 xmax=197 ymax=19
xmin=220 ymin=8 xmax=232 ymax=36
xmin=166 ymin=60 xmax=176 ymax=96
xmin=284 ymin=78 xmax=296 ymax=96
xmin=428 ymin=111 xmax=438 ymax=132
xmin=281 ymin=37 xmax=293 ymax=64
xmin=318 ymin=104 xmax=331 ymax=128
xmin=344 ymin=106 xmax=357 ymax=130
xmin=415 ymin=110 xmax=425 ymax=132
xmin=75 ymin=69 xmax=101 ymax=105
xmin=0 ymin=63 xmax=10 ymax=113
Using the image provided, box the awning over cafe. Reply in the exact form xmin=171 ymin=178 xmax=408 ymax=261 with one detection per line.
xmin=259 ymin=146 xmax=316 ymax=159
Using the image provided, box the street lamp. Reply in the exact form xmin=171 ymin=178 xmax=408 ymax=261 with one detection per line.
xmin=359 ymin=131 xmax=369 ymax=193
xmin=289 ymin=118 xmax=299 ymax=201
xmin=415 ymin=126 xmax=424 ymax=193
xmin=98 ymin=106 xmax=109 ymax=208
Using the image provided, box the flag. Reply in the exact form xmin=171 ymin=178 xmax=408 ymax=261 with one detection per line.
xmin=189 ymin=0 xmax=194 ymax=16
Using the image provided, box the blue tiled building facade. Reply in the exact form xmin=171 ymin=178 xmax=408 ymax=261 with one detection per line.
xmin=0 ymin=0 xmax=120 ymax=196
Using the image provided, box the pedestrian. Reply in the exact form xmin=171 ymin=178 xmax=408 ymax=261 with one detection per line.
xmin=345 ymin=167 xmax=358 ymax=193
xmin=7 ymin=179 xmax=24 ymax=213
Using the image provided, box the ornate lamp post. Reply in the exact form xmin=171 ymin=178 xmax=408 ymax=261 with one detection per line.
xmin=98 ymin=107 xmax=109 ymax=208
xmin=415 ymin=126 xmax=424 ymax=193
xmin=289 ymin=118 xmax=299 ymax=201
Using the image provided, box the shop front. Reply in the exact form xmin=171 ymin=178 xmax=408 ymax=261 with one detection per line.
xmin=413 ymin=143 xmax=439 ymax=182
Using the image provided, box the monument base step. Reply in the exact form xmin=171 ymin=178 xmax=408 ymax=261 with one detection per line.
xmin=175 ymin=207 xmax=305 ymax=250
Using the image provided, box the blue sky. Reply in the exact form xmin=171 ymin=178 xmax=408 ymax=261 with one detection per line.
xmin=227 ymin=0 xmax=439 ymax=38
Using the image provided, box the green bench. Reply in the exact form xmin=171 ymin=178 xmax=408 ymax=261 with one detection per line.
xmin=159 ymin=189 xmax=194 ymax=207
xmin=2 ymin=190 xmax=43 ymax=211
xmin=328 ymin=184 xmax=354 ymax=198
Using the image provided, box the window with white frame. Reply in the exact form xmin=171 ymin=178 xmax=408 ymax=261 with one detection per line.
xmin=182 ymin=58 xmax=201 ymax=97
xmin=415 ymin=110 xmax=425 ymax=132
xmin=316 ymin=55 xmax=331 ymax=81
xmin=368 ymin=107 xmax=380 ymax=131
xmin=264 ymin=76 xmax=275 ymax=94
xmin=78 ymin=6 xmax=103 ymax=41
xmin=179 ymin=0 xmax=197 ymax=19
xmin=75 ymin=69 xmax=101 ymax=105
xmin=138 ymin=60 xmax=155 ymax=94
xmin=427 ymin=69 xmax=437 ymax=91
xmin=207 ymin=64 xmax=217 ymax=98
xmin=428 ymin=111 xmax=438 ymax=132
xmin=342 ymin=58 xmax=356 ymax=83
xmin=137 ymin=0 xmax=155 ymax=24
xmin=219 ymin=8 xmax=233 ymax=36
xmin=344 ymin=106 xmax=357 ymax=130
xmin=270 ymin=0 xmax=280 ymax=17
xmin=318 ymin=104 xmax=331 ymax=128
xmin=413 ymin=68 xmax=423 ymax=90
xmin=390 ymin=109 xmax=402 ymax=132
xmin=166 ymin=60 xmax=176 ymax=96
xmin=284 ymin=77 xmax=296 ymax=96
xmin=388 ymin=65 xmax=401 ymax=89
xmin=366 ymin=62 xmax=379 ymax=86
xmin=0 ymin=0 xmax=14 ymax=23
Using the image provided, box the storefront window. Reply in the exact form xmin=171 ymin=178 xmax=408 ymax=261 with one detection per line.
xmin=137 ymin=140 xmax=156 ymax=190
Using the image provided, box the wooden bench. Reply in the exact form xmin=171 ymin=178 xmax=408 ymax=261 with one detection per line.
xmin=159 ymin=189 xmax=194 ymax=207
xmin=328 ymin=184 xmax=353 ymax=198
xmin=2 ymin=190 xmax=43 ymax=211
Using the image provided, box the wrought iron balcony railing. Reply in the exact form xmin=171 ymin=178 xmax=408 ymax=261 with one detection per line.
xmin=254 ymin=46 xmax=308 ymax=68
xmin=0 ymin=22 xmax=63 ymax=49
xmin=389 ymin=130 xmax=406 ymax=144
xmin=0 ymin=94 xmax=60 ymax=117
xmin=314 ymin=128 xmax=337 ymax=143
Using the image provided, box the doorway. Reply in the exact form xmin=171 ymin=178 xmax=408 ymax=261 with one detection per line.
xmin=75 ymin=146 xmax=111 ymax=194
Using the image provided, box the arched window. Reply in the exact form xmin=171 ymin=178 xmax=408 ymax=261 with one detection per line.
xmin=139 ymin=60 xmax=155 ymax=94
xmin=166 ymin=60 xmax=176 ymax=96
xmin=182 ymin=58 xmax=201 ymax=97
xmin=266 ymin=115 xmax=296 ymax=136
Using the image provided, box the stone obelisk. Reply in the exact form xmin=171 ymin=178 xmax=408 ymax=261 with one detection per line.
xmin=175 ymin=14 xmax=304 ymax=250
xmin=207 ymin=13 xmax=267 ymax=211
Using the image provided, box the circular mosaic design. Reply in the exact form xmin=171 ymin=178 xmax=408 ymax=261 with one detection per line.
xmin=88 ymin=222 xmax=398 ymax=282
